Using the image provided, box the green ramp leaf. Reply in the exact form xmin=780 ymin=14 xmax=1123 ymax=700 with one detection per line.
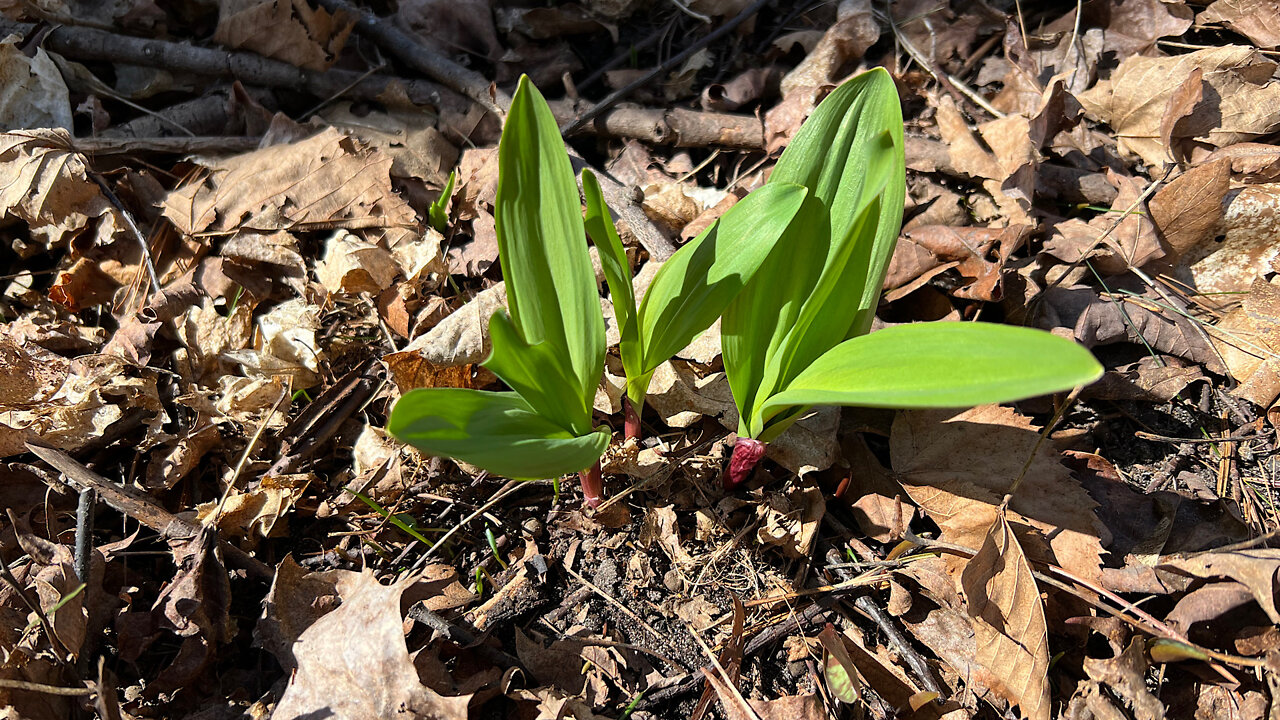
xmin=638 ymin=182 xmax=807 ymax=377
xmin=494 ymin=76 xmax=604 ymax=423
xmin=759 ymin=323 xmax=1103 ymax=433
xmin=389 ymin=388 xmax=610 ymax=479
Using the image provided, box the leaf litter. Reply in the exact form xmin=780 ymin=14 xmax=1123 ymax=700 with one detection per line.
xmin=1 ymin=1 xmax=1280 ymax=718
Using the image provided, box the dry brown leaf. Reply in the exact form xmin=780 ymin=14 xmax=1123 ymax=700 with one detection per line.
xmin=646 ymin=360 xmax=736 ymax=429
xmin=214 ymin=0 xmax=353 ymax=71
xmin=0 ymin=355 xmax=165 ymax=458
xmin=162 ymin=128 xmax=419 ymax=243
xmin=891 ymin=406 xmax=1109 ymax=584
xmin=395 ymin=0 xmax=502 ymax=63
xmin=1074 ymin=291 xmax=1225 ymax=374
xmin=0 ymin=38 xmax=71 ymax=129
xmin=273 ymin=571 xmax=473 ymax=720
xmin=223 ymin=298 xmax=323 ymax=387
xmin=320 ymin=103 xmax=459 ymax=187
xmin=1213 ymin=277 xmax=1280 ymax=406
xmin=886 ymin=225 xmax=1029 ymax=302
xmin=756 ymin=481 xmax=825 ymax=559
xmin=1087 ymin=0 xmax=1193 ymax=57
xmin=315 ymin=229 xmax=400 ymax=295
xmin=1042 ymin=171 xmax=1164 ymax=274
xmin=1078 ymin=46 xmax=1280 ymax=168
xmin=1149 ymin=158 xmax=1231 ymax=261
xmin=1200 ymin=0 xmax=1280 ymax=50
xmin=195 ymin=474 xmax=309 ymax=544
xmin=1079 ymin=638 xmax=1166 ymax=720
xmin=779 ymin=0 xmax=878 ymax=97
xmin=0 ymin=129 xmax=123 ymax=253
xmin=390 ymin=282 xmax=507 ymax=369
xmin=960 ymin=511 xmax=1051 ymax=720
xmin=1159 ymin=67 xmax=1205 ymax=165
xmin=1160 ymin=549 xmax=1280 ymax=624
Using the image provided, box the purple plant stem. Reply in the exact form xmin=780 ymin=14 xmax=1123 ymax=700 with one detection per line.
xmin=723 ymin=437 xmax=766 ymax=490
xmin=623 ymin=398 xmax=642 ymax=441
xmin=578 ymin=461 xmax=604 ymax=508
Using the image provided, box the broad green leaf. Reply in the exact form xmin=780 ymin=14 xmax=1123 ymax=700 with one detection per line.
xmin=495 ymin=76 xmax=604 ymax=415
xmin=388 ymin=388 xmax=610 ymax=479
xmin=638 ymin=181 xmax=807 ymax=374
xmin=724 ymin=68 xmax=905 ymax=438
xmin=582 ymin=169 xmax=642 ymax=384
xmin=485 ymin=311 xmax=594 ymax=435
xmin=758 ymin=323 xmax=1103 ymax=425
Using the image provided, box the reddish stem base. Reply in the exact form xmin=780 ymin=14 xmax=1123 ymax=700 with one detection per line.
xmin=723 ymin=437 xmax=767 ymax=490
xmin=623 ymin=398 xmax=642 ymax=441
xmin=578 ymin=461 xmax=604 ymax=508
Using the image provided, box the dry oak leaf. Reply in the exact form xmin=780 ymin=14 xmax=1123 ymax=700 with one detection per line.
xmin=214 ymin=0 xmax=354 ymax=71
xmin=316 ymin=228 xmax=400 ymax=296
xmin=0 ymin=129 xmax=122 ymax=252
xmin=273 ymin=570 xmax=472 ymax=720
xmin=1077 ymin=46 xmax=1280 ymax=168
xmin=891 ymin=406 xmax=1110 ymax=584
xmin=1199 ymin=0 xmax=1280 ymax=50
xmin=960 ymin=511 xmax=1051 ymax=720
xmin=162 ymin=127 xmax=418 ymax=239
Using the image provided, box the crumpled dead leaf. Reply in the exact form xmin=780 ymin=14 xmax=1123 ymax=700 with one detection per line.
xmin=315 ymin=228 xmax=400 ymax=296
xmin=273 ymin=570 xmax=473 ymax=720
xmin=223 ymin=298 xmax=324 ymax=387
xmin=756 ymin=481 xmax=825 ymax=559
xmin=0 ymin=354 xmax=165 ymax=458
xmin=1159 ymin=549 xmax=1280 ymax=625
xmin=214 ymin=0 xmax=353 ymax=71
xmin=0 ymin=36 xmax=72 ymax=130
xmin=1210 ymin=277 xmax=1280 ymax=408
xmin=0 ymin=129 xmax=123 ymax=254
xmin=1078 ymin=46 xmax=1280 ymax=167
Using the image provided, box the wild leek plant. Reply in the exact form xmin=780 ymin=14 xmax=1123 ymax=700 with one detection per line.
xmin=389 ymin=77 xmax=611 ymax=505
xmin=721 ymin=68 xmax=1103 ymax=488
xmin=583 ymin=171 xmax=806 ymax=439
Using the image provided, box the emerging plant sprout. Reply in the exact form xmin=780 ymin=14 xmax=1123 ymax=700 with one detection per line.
xmin=389 ymin=76 xmax=611 ymax=505
xmin=583 ymin=171 xmax=806 ymax=439
xmin=721 ymin=67 xmax=1103 ymax=488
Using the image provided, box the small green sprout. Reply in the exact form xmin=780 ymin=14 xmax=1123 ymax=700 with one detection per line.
xmin=428 ymin=170 xmax=456 ymax=233
xmin=721 ymin=68 xmax=1103 ymax=487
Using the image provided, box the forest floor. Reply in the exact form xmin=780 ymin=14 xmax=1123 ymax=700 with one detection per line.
xmin=1 ymin=1 xmax=1279 ymax=719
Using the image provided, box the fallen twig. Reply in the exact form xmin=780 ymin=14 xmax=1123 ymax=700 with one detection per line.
xmin=559 ymin=0 xmax=773 ymax=135
xmin=313 ymin=0 xmax=508 ymax=116
xmin=24 ymin=443 xmax=274 ymax=581
xmin=0 ymin=20 xmax=466 ymax=112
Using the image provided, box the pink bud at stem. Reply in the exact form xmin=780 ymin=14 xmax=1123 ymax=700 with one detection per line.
xmin=723 ymin=437 xmax=767 ymax=490
xmin=623 ymin=398 xmax=642 ymax=441
xmin=578 ymin=461 xmax=604 ymax=509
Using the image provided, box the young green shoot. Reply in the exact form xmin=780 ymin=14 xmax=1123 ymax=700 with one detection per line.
xmin=428 ymin=169 xmax=456 ymax=233
xmin=721 ymin=68 xmax=1103 ymax=488
xmin=583 ymin=170 xmax=806 ymax=439
xmin=389 ymin=76 xmax=612 ymax=506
